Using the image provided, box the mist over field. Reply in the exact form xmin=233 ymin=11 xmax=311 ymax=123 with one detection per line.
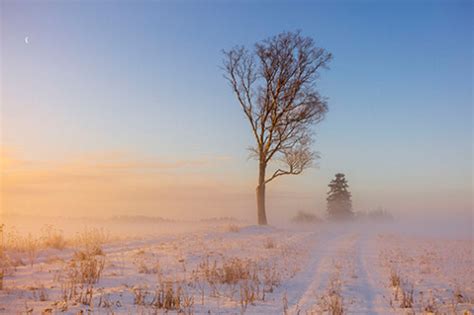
xmin=0 ymin=212 xmax=472 ymax=314
xmin=1 ymin=0 xmax=472 ymax=314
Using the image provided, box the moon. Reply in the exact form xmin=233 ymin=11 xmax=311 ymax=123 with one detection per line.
xmin=24 ymin=36 xmax=29 ymax=44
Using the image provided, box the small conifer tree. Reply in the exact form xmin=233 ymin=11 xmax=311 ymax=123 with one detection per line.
xmin=326 ymin=173 xmax=353 ymax=220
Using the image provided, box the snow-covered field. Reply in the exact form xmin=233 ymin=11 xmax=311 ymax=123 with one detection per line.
xmin=0 ymin=219 xmax=472 ymax=314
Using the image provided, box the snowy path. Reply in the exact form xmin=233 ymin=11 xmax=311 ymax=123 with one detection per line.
xmin=286 ymin=231 xmax=353 ymax=313
xmin=282 ymin=228 xmax=394 ymax=314
xmin=346 ymin=232 xmax=395 ymax=314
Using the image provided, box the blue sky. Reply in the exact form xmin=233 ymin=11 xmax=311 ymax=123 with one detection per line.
xmin=1 ymin=0 xmax=472 ymax=221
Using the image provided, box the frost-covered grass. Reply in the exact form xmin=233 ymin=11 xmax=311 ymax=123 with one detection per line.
xmin=0 ymin=219 xmax=472 ymax=314
xmin=378 ymin=234 xmax=474 ymax=314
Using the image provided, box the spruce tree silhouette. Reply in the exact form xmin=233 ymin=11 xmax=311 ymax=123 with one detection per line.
xmin=327 ymin=173 xmax=353 ymax=220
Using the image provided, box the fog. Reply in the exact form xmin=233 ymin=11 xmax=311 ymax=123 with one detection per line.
xmin=1 ymin=188 xmax=472 ymax=314
xmin=2 ymin=206 xmax=471 ymax=241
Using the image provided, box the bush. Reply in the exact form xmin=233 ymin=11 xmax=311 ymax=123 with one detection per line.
xmin=292 ymin=211 xmax=321 ymax=224
xmin=41 ymin=225 xmax=67 ymax=250
xmin=264 ymin=238 xmax=276 ymax=249
xmin=73 ymin=228 xmax=108 ymax=256
xmin=226 ymin=224 xmax=240 ymax=233
xmin=61 ymin=248 xmax=106 ymax=306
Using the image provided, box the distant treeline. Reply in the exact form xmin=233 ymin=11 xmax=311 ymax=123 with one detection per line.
xmin=355 ymin=209 xmax=394 ymax=221
xmin=291 ymin=209 xmax=394 ymax=224
xmin=108 ymin=215 xmax=173 ymax=223
xmin=200 ymin=217 xmax=240 ymax=223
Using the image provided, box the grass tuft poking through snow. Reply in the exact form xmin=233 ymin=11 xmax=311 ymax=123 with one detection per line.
xmin=0 ymin=221 xmax=472 ymax=314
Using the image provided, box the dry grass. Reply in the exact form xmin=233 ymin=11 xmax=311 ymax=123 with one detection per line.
xmin=59 ymin=230 xmax=107 ymax=307
xmin=21 ymin=234 xmax=39 ymax=267
xmin=40 ymin=225 xmax=67 ymax=250
xmin=0 ymin=224 xmax=4 ymax=291
xmin=190 ymin=253 xmax=281 ymax=309
xmin=421 ymin=292 xmax=439 ymax=314
xmin=239 ymin=279 xmax=258 ymax=313
xmin=73 ymin=227 xmax=108 ymax=256
xmin=3 ymin=225 xmax=67 ymax=253
xmin=319 ymin=276 xmax=344 ymax=315
xmin=389 ymin=268 xmax=401 ymax=288
xmin=282 ymin=291 xmax=289 ymax=315
xmin=388 ymin=269 xmax=414 ymax=310
xmin=136 ymin=260 xmax=161 ymax=274
xmin=263 ymin=238 xmax=276 ymax=249
xmin=379 ymin=235 xmax=474 ymax=314
xmin=60 ymin=252 xmax=106 ymax=305
xmin=197 ymin=256 xmax=257 ymax=286
xmin=226 ymin=224 xmax=241 ymax=233
xmin=29 ymin=284 xmax=49 ymax=302
xmin=128 ymin=281 xmax=195 ymax=314
xmin=154 ymin=281 xmax=191 ymax=311
xmin=0 ymin=224 xmax=69 ymax=291
xmin=399 ymin=284 xmax=414 ymax=309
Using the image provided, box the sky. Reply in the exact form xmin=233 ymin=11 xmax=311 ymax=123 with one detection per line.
xmin=1 ymin=0 xmax=472 ymax=223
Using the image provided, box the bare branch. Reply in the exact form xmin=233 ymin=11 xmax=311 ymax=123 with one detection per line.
xmin=223 ymin=31 xmax=331 ymax=184
xmin=222 ymin=47 xmax=261 ymax=147
xmin=265 ymin=138 xmax=316 ymax=183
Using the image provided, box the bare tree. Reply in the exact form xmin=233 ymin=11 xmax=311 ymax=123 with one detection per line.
xmin=223 ymin=31 xmax=332 ymax=225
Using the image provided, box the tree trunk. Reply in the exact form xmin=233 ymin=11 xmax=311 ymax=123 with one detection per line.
xmin=256 ymin=161 xmax=267 ymax=225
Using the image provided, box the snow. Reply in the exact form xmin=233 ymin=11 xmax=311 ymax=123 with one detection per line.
xmin=0 ymin=220 xmax=472 ymax=314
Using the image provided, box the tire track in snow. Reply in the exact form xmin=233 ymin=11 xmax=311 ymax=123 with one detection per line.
xmin=344 ymin=231 xmax=396 ymax=315
xmin=285 ymin=230 xmax=356 ymax=314
xmin=285 ymin=229 xmax=395 ymax=315
xmin=344 ymin=234 xmax=378 ymax=314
